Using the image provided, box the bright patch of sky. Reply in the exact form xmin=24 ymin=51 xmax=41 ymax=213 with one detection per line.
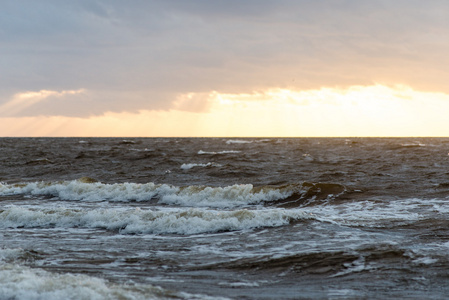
xmin=1 ymin=1 xmax=449 ymax=136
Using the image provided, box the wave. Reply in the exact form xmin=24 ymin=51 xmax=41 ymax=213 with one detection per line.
xmin=25 ymin=158 xmax=53 ymax=165
xmin=305 ymin=197 xmax=449 ymax=230
xmin=225 ymin=140 xmax=252 ymax=144
xmin=264 ymin=182 xmax=346 ymax=208
xmin=400 ymin=142 xmax=426 ymax=148
xmin=0 ymin=248 xmax=41 ymax=264
xmin=0 ymin=262 xmax=226 ymax=300
xmin=0 ymin=180 xmax=174 ymax=203
xmin=0 ymin=206 xmax=312 ymax=235
xmin=201 ymin=243 xmax=414 ymax=277
xmin=197 ymin=150 xmax=241 ymax=155
xmin=180 ymin=162 xmax=222 ymax=170
xmin=0 ymin=247 xmax=176 ymax=300
xmin=0 ymin=180 xmax=346 ymax=208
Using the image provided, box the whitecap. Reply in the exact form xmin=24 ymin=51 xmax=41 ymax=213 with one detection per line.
xmin=159 ymin=184 xmax=292 ymax=208
xmin=225 ymin=140 xmax=252 ymax=144
xmin=0 ymin=181 xmax=178 ymax=202
xmin=400 ymin=142 xmax=426 ymax=147
xmin=0 ymin=180 xmax=299 ymax=208
xmin=218 ymin=281 xmax=260 ymax=287
xmin=0 ymin=206 xmax=311 ymax=235
xmin=197 ymin=150 xmax=241 ymax=155
xmin=302 ymin=153 xmax=314 ymax=162
xmin=307 ymin=198 xmax=449 ymax=228
xmin=197 ymin=150 xmax=216 ymax=155
xmin=0 ymin=248 xmax=28 ymax=263
xmin=412 ymin=257 xmax=439 ymax=265
xmin=180 ymin=162 xmax=222 ymax=170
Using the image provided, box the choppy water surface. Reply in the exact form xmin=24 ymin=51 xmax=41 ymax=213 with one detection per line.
xmin=2 ymin=137 xmax=449 ymax=299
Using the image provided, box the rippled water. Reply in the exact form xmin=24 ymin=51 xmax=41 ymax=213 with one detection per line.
xmin=2 ymin=137 xmax=449 ymax=299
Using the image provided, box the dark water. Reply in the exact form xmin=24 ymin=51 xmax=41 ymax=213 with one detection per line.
xmin=1 ymin=137 xmax=449 ymax=299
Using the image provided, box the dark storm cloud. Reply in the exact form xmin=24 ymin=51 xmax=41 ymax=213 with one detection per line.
xmin=1 ymin=0 xmax=449 ymax=117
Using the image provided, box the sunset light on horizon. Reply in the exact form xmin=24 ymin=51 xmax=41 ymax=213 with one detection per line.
xmin=1 ymin=84 xmax=449 ymax=137
xmin=2 ymin=1 xmax=449 ymax=137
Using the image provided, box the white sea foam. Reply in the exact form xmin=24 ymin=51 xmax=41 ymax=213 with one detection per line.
xmin=197 ymin=150 xmax=241 ymax=155
xmin=0 ymin=263 xmax=226 ymax=300
xmin=159 ymin=184 xmax=293 ymax=207
xmin=0 ymin=181 xmax=178 ymax=202
xmin=308 ymin=198 xmax=449 ymax=228
xmin=331 ymin=256 xmax=370 ymax=277
xmin=218 ymin=281 xmax=260 ymax=287
xmin=302 ymin=153 xmax=314 ymax=161
xmin=0 ymin=181 xmax=296 ymax=207
xmin=400 ymin=142 xmax=426 ymax=147
xmin=225 ymin=139 xmax=252 ymax=144
xmin=180 ymin=162 xmax=222 ymax=170
xmin=0 ymin=248 xmax=27 ymax=263
xmin=0 ymin=206 xmax=310 ymax=235
xmin=412 ymin=257 xmax=439 ymax=265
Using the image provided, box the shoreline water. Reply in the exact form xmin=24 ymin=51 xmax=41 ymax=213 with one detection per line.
xmin=2 ymin=137 xmax=449 ymax=299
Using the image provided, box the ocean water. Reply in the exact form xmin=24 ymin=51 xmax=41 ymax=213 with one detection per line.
xmin=2 ymin=137 xmax=449 ymax=299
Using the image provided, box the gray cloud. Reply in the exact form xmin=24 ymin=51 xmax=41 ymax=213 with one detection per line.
xmin=1 ymin=0 xmax=449 ymax=117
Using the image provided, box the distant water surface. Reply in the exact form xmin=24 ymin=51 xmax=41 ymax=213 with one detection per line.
xmin=2 ymin=137 xmax=449 ymax=299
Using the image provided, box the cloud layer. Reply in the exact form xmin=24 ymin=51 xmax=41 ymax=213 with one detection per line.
xmin=2 ymin=0 xmax=449 ymax=117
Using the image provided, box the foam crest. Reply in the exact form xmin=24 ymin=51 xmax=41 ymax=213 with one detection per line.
xmin=0 ymin=206 xmax=310 ymax=235
xmin=180 ymin=162 xmax=222 ymax=170
xmin=198 ymin=150 xmax=241 ymax=155
xmin=0 ymin=181 xmax=297 ymax=207
xmin=121 ymin=208 xmax=309 ymax=235
xmin=225 ymin=139 xmax=252 ymax=144
xmin=0 ymin=181 xmax=178 ymax=202
xmin=0 ymin=248 xmax=28 ymax=263
xmin=308 ymin=198 xmax=449 ymax=227
xmin=160 ymin=184 xmax=293 ymax=207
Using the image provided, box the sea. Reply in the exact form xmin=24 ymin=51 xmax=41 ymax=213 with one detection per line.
xmin=2 ymin=137 xmax=449 ymax=299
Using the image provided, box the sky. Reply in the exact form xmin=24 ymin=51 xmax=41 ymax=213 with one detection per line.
xmin=2 ymin=0 xmax=449 ymax=137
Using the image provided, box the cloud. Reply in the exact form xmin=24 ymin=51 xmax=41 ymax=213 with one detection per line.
xmin=0 ymin=89 xmax=86 ymax=117
xmin=1 ymin=1 xmax=449 ymax=117
xmin=2 ymin=84 xmax=449 ymax=137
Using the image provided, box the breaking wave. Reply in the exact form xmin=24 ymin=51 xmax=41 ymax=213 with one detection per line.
xmin=0 ymin=206 xmax=312 ymax=235
xmin=180 ymin=162 xmax=222 ymax=170
xmin=197 ymin=150 xmax=241 ymax=155
xmin=0 ymin=262 xmax=226 ymax=300
xmin=202 ymin=242 xmax=423 ymax=277
xmin=0 ymin=180 xmax=346 ymax=208
xmin=0 ymin=247 xmax=180 ymax=300
xmin=225 ymin=140 xmax=252 ymax=144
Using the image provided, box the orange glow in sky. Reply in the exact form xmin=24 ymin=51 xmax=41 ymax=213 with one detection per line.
xmin=3 ymin=2 xmax=449 ymax=137
xmin=1 ymin=84 xmax=449 ymax=137
xmin=3 ymin=3 xmax=449 ymax=137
